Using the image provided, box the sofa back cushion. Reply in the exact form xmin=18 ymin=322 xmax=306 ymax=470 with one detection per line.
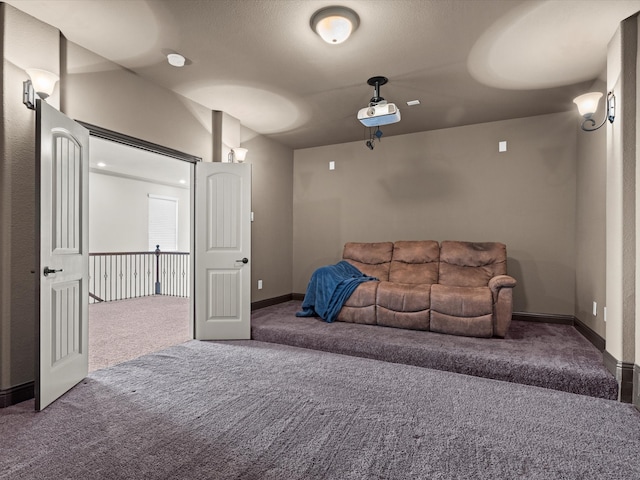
xmin=343 ymin=242 xmax=393 ymax=281
xmin=438 ymin=241 xmax=507 ymax=287
xmin=389 ymin=241 xmax=440 ymax=284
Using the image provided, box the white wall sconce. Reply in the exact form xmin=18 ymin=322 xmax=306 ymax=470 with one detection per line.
xmin=23 ymin=68 xmax=59 ymax=110
xmin=228 ymin=147 xmax=248 ymax=163
xmin=310 ymin=6 xmax=359 ymax=44
xmin=573 ymin=91 xmax=615 ymax=131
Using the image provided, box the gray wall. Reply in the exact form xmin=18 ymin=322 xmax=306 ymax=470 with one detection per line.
xmin=574 ymin=80 xmax=607 ymax=338
xmin=242 ymin=127 xmax=294 ymax=303
xmin=293 ymin=112 xmax=578 ymax=316
xmin=0 ymin=3 xmax=59 ymax=392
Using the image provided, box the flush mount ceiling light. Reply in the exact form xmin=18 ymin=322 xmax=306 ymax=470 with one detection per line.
xmin=573 ymin=91 xmax=615 ymax=131
xmin=310 ymin=6 xmax=359 ymax=44
xmin=167 ymin=53 xmax=186 ymax=67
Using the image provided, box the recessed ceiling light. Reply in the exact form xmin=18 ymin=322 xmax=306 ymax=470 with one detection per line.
xmin=179 ymin=179 xmax=186 ymax=184
xmin=167 ymin=53 xmax=186 ymax=67
xmin=97 ymin=162 xmax=106 ymax=168
xmin=407 ymin=100 xmax=421 ymax=106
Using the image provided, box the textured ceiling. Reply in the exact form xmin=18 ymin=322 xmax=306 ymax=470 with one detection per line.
xmin=7 ymin=0 xmax=640 ymax=150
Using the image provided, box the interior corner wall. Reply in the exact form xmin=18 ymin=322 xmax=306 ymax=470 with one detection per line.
xmin=213 ymin=111 xmax=241 ymax=163
xmin=241 ymin=126 xmax=294 ymax=302
xmin=0 ymin=3 xmax=60 ymax=391
xmin=575 ymin=79 xmax=607 ymax=338
xmin=0 ymin=2 xmax=5 ymax=392
xmin=636 ymin=14 xmax=640 ymax=409
xmin=293 ymin=112 xmax=578 ymax=316
xmin=606 ymin=18 xmax=636 ymax=365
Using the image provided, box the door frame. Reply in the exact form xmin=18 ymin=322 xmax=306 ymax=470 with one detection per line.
xmin=75 ymin=123 xmax=201 ymax=343
xmin=76 ymin=122 xmax=202 ymax=164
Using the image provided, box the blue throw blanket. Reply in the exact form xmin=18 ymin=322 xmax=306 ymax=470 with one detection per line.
xmin=296 ymin=261 xmax=377 ymax=323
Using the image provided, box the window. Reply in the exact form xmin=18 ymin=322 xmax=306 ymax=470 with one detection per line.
xmin=148 ymin=194 xmax=178 ymax=251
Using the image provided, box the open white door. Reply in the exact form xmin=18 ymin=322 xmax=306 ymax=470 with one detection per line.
xmin=194 ymin=162 xmax=251 ymax=340
xmin=35 ymin=100 xmax=89 ymax=410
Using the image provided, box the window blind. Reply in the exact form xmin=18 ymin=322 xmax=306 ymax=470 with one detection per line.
xmin=148 ymin=194 xmax=178 ymax=251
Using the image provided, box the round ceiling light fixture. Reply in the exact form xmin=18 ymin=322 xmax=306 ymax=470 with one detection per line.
xmin=310 ymin=6 xmax=359 ymax=44
xmin=167 ymin=53 xmax=186 ymax=67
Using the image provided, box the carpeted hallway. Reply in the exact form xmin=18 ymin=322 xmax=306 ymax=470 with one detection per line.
xmin=89 ymin=295 xmax=190 ymax=372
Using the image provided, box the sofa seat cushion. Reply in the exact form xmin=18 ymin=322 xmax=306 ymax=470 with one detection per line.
xmin=430 ymin=284 xmax=493 ymax=337
xmin=337 ymin=282 xmax=379 ymax=325
xmin=376 ymin=282 xmax=431 ymax=330
xmin=344 ymin=281 xmax=378 ymax=307
xmin=377 ymin=281 xmax=431 ymax=312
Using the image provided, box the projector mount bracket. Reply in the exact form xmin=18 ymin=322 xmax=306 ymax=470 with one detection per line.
xmin=368 ymin=76 xmax=388 ymax=105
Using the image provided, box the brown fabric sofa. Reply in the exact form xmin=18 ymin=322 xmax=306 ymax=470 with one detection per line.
xmin=338 ymin=240 xmax=516 ymax=338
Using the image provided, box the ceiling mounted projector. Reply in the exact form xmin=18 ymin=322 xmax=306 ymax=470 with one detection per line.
xmin=358 ymin=102 xmax=400 ymax=127
xmin=357 ymin=76 xmax=401 ymax=127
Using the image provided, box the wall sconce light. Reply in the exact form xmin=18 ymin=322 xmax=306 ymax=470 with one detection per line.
xmin=310 ymin=6 xmax=359 ymax=44
xmin=573 ymin=91 xmax=615 ymax=131
xmin=23 ymin=68 xmax=59 ymax=110
xmin=228 ymin=147 xmax=248 ymax=163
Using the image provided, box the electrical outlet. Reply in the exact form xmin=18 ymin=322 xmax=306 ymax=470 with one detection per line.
xmin=258 ymin=279 xmax=263 ymax=290
xmin=498 ymin=141 xmax=507 ymax=152
xmin=329 ymin=161 xmax=335 ymax=170
xmin=592 ymin=301 xmax=597 ymax=316
xmin=604 ymin=306 xmax=607 ymax=322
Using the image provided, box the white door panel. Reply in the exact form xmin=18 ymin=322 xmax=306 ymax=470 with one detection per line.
xmin=37 ymin=100 xmax=89 ymax=410
xmin=194 ymin=163 xmax=251 ymax=340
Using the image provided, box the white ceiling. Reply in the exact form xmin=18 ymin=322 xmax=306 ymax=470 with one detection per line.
xmin=7 ymin=0 xmax=640 ymax=150
xmin=90 ymin=137 xmax=191 ymax=186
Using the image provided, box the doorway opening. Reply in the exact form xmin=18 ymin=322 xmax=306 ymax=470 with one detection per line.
xmin=85 ymin=129 xmax=197 ymax=372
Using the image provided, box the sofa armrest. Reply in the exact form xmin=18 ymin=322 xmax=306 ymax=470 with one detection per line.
xmin=489 ymin=275 xmax=516 ymax=338
xmin=489 ymin=275 xmax=516 ymax=298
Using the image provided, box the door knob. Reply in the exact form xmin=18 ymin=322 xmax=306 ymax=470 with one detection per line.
xmin=43 ymin=267 xmax=63 ymax=277
xmin=236 ymin=258 xmax=249 ymax=264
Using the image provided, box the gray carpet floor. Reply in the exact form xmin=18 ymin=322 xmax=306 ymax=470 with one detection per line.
xmin=89 ymin=296 xmax=190 ymax=372
xmin=1 ymin=340 xmax=639 ymax=479
xmin=252 ymin=301 xmax=618 ymax=400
